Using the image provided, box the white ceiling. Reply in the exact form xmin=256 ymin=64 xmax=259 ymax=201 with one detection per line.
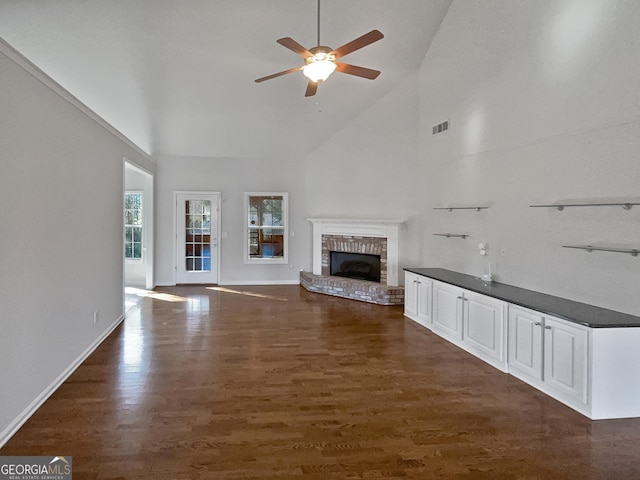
xmin=0 ymin=0 xmax=452 ymax=159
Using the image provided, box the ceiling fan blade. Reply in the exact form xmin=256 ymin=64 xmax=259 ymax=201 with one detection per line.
xmin=305 ymin=80 xmax=318 ymax=97
xmin=335 ymin=63 xmax=381 ymax=80
xmin=255 ymin=66 xmax=303 ymax=83
xmin=277 ymin=37 xmax=313 ymax=58
xmin=330 ymin=30 xmax=384 ymax=59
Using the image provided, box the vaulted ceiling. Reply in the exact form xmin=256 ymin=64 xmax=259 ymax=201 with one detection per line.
xmin=0 ymin=0 xmax=452 ymax=159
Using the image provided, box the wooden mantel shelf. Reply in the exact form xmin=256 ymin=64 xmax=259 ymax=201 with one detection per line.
xmin=307 ymin=218 xmax=407 ymax=226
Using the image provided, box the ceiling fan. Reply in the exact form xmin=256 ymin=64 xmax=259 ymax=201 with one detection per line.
xmin=255 ymin=0 xmax=384 ymax=97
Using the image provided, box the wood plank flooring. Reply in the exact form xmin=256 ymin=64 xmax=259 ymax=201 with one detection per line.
xmin=2 ymin=285 xmax=640 ymax=479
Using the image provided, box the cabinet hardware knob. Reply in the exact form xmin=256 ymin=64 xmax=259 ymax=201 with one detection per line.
xmin=534 ymin=322 xmax=542 ymax=326
xmin=457 ymin=296 xmax=463 ymax=299
xmin=544 ymin=326 xmax=552 ymax=330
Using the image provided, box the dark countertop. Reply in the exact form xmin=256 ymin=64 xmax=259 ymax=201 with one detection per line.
xmin=404 ymin=267 xmax=640 ymax=328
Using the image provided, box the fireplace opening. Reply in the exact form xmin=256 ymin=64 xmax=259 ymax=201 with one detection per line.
xmin=330 ymin=251 xmax=381 ymax=283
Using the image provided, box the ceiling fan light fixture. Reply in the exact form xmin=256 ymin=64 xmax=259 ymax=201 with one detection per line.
xmin=302 ymin=58 xmax=337 ymax=82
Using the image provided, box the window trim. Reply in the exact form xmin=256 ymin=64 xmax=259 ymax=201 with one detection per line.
xmin=124 ymin=190 xmax=143 ymax=262
xmin=243 ymin=192 xmax=288 ymax=265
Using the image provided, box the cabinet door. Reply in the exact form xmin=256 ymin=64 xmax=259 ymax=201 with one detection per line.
xmin=508 ymin=306 xmax=543 ymax=382
xmin=463 ymin=290 xmax=506 ymax=370
xmin=404 ymin=272 xmax=419 ymax=320
xmin=416 ymin=276 xmax=433 ymax=327
xmin=543 ymin=316 xmax=589 ymax=406
xmin=432 ymin=281 xmax=463 ymax=341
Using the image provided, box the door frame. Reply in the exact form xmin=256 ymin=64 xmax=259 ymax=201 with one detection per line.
xmin=173 ymin=191 xmax=222 ymax=285
xmin=124 ymin=159 xmax=154 ymax=290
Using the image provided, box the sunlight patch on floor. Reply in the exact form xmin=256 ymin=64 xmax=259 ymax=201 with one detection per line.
xmin=124 ymin=298 xmax=139 ymax=310
xmin=207 ymin=286 xmax=288 ymax=302
xmin=125 ymin=287 xmax=188 ymax=303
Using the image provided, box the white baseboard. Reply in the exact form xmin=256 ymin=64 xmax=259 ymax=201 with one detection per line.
xmin=218 ymin=280 xmax=301 ymax=286
xmin=0 ymin=314 xmax=125 ymax=448
xmin=155 ymin=280 xmax=301 ymax=287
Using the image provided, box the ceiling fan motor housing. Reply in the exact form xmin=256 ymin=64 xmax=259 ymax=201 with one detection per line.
xmin=306 ymin=46 xmax=335 ymax=65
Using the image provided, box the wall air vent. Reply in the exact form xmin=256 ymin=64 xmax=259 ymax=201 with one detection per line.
xmin=432 ymin=120 xmax=449 ymax=135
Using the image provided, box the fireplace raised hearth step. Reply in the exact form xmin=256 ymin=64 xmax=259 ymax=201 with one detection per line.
xmin=300 ymin=271 xmax=404 ymax=306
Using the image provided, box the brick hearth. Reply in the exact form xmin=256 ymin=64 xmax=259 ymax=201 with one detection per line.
xmin=300 ymin=271 xmax=404 ymax=306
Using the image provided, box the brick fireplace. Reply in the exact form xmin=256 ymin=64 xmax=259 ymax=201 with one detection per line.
xmin=322 ymin=234 xmax=387 ymax=283
xmin=300 ymin=218 xmax=405 ymax=305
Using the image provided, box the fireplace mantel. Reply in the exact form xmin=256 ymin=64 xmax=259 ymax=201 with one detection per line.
xmin=307 ymin=218 xmax=405 ymax=286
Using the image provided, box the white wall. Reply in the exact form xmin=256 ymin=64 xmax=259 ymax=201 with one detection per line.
xmin=417 ymin=0 xmax=640 ymax=315
xmin=304 ymin=74 xmax=424 ymax=270
xmin=0 ymin=45 xmax=154 ymax=445
xmin=154 ymin=155 xmax=309 ymax=285
xmin=301 ymin=0 xmax=639 ymax=316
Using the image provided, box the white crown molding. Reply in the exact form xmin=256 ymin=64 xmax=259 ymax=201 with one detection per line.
xmin=0 ymin=36 xmax=155 ymax=165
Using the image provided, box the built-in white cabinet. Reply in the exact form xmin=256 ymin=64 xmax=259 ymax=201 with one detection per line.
xmin=462 ymin=289 xmax=507 ymax=371
xmin=432 ymin=281 xmax=464 ymax=341
xmin=508 ymin=306 xmax=544 ymax=382
xmin=508 ymin=305 xmax=588 ymax=412
xmin=430 ymin=280 xmax=507 ymax=371
xmin=417 ymin=277 xmax=433 ymax=327
xmin=403 ymin=269 xmax=640 ymax=420
xmin=404 ymin=271 xmax=432 ymax=328
xmin=404 ymin=272 xmax=419 ymax=318
xmin=543 ymin=315 xmax=589 ymax=407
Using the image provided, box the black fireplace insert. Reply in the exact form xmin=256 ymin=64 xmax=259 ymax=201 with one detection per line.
xmin=329 ymin=251 xmax=381 ymax=282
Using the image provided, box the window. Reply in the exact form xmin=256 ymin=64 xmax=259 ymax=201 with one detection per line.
xmin=244 ymin=192 xmax=288 ymax=264
xmin=184 ymin=199 xmax=211 ymax=271
xmin=124 ymin=192 xmax=143 ymax=260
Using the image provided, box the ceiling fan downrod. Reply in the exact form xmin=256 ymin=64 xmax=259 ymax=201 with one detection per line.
xmin=316 ymin=0 xmax=321 ymax=47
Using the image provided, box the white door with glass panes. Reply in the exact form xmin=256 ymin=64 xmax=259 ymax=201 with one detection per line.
xmin=175 ymin=192 xmax=220 ymax=284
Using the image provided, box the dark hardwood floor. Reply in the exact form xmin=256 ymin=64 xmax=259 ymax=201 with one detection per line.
xmin=3 ymin=285 xmax=640 ymax=479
